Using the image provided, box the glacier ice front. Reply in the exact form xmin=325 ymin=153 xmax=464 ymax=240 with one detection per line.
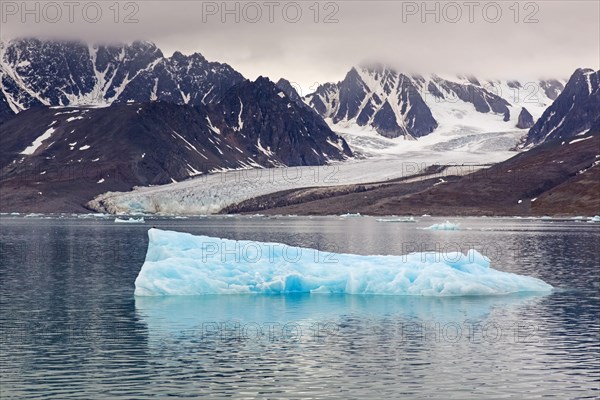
xmin=134 ymin=229 xmax=553 ymax=296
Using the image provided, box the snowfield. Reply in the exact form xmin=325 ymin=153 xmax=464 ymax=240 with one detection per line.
xmin=88 ymin=128 xmax=524 ymax=215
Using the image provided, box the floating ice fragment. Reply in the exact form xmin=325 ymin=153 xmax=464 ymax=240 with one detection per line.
xmin=376 ymin=217 xmax=417 ymax=223
xmin=115 ymin=217 xmax=145 ymax=223
xmin=423 ymin=221 xmax=460 ymax=230
xmin=134 ymin=229 xmax=553 ymax=297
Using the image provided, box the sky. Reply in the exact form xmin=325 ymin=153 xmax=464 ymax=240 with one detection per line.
xmin=1 ymin=0 xmax=599 ymax=95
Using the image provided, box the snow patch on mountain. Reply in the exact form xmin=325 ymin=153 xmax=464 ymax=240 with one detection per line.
xmin=20 ymin=127 xmax=55 ymax=155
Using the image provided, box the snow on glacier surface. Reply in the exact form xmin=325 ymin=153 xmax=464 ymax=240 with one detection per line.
xmin=134 ymin=229 xmax=553 ymax=297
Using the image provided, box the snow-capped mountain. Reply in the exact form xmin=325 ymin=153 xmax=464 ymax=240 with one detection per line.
xmin=0 ymin=38 xmax=244 ymax=118
xmin=305 ymin=64 xmax=565 ymax=138
xmin=0 ymin=77 xmax=352 ymax=212
xmin=522 ymin=68 xmax=600 ymax=147
xmin=306 ymin=66 xmax=437 ymax=138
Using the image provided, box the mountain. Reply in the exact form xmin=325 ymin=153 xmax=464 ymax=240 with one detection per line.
xmin=0 ymin=38 xmax=244 ymax=115
xmin=522 ymin=68 xmax=600 ymax=147
xmin=516 ymin=108 xmax=534 ymax=129
xmin=1 ymin=39 xmax=566 ymax=139
xmin=275 ymin=78 xmax=303 ymax=104
xmin=305 ymin=64 xmax=565 ymax=138
xmin=0 ymin=78 xmax=351 ymax=212
xmin=0 ymin=91 xmax=15 ymax=124
xmin=306 ymin=66 xmax=437 ymax=138
xmin=213 ymin=77 xmax=351 ymax=167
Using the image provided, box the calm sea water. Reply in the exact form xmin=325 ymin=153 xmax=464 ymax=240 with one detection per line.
xmin=1 ymin=215 xmax=599 ymax=399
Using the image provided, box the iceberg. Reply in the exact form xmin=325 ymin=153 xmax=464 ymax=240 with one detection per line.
xmin=134 ymin=229 xmax=552 ymax=297
xmin=376 ymin=217 xmax=417 ymax=223
xmin=339 ymin=213 xmax=362 ymax=218
xmin=424 ymin=221 xmax=460 ymax=230
xmin=115 ymin=217 xmax=145 ymax=223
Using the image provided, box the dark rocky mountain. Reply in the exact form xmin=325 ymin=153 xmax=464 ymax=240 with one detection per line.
xmin=523 ymin=68 xmax=600 ymax=146
xmin=115 ymin=50 xmax=245 ymax=105
xmin=0 ymin=38 xmax=244 ymax=114
xmin=275 ymin=78 xmax=303 ymax=104
xmin=0 ymin=78 xmax=351 ymax=212
xmin=0 ymin=91 xmax=15 ymax=124
xmin=305 ymin=65 xmax=565 ymax=138
xmin=213 ymin=77 xmax=351 ymax=167
xmin=516 ymin=107 xmax=534 ymax=129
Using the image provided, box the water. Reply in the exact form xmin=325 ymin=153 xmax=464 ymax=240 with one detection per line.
xmin=1 ymin=215 xmax=599 ymax=398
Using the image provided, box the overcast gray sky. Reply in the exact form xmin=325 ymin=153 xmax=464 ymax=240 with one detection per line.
xmin=1 ymin=0 xmax=598 ymax=94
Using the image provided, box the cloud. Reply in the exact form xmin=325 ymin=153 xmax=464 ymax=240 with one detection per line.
xmin=1 ymin=1 xmax=598 ymax=91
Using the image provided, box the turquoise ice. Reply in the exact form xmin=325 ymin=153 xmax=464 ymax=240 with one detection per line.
xmin=134 ymin=229 xmax=553 ymax=296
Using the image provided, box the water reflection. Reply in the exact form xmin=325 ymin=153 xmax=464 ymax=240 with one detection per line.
xmin=134 ymin=293 xmax=551 ymax=364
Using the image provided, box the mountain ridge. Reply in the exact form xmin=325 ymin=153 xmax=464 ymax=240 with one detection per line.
xmin=522 ymin=68 xmax=600 ymax=147
xmin=1 ymin=38 xmax=568 ymax=136
xmin=0 ymin=38 xmax=244 ymax=119
xmin=0 ymin=77 xmax=352 ymax=212
xmin=304 ymin=64 xmax=566 ymax=139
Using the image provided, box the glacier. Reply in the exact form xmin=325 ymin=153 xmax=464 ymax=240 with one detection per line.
xmin=88 ymin=139 xmax=519 ymax=216
xmin=134 ymin=229 xmax=552 ymax=297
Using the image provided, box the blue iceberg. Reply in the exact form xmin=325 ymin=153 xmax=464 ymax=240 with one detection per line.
xmin=134 ymin=229 xmax=553 ymax=297
xmin=424 ymin=221 xmax=461 ymax=230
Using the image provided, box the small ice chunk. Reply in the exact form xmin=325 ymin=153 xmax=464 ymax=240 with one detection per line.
xmin=115 ymin=217 xmax=145 ymax=223
xmin=377 ymin=217 xmax=416 ymax=223
xmin=424 ymin=221 xmax=460 ymax=230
